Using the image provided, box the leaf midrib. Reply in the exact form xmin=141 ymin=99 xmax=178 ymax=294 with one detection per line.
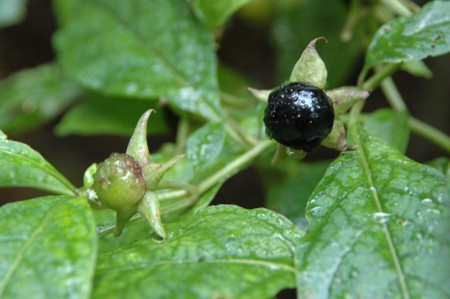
xmin=90 ymin=1 xmax=221 ymax=121
xmin=351 ymin=126 xmax=411 ymax=299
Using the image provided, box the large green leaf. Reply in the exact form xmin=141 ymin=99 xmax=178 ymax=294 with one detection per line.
xmin=93 ymin=205 xmax=303 ymax=299
xmin=53 ymin=0 xmax=222 ymax=121
xmin=194 ymin=0 xmax=251 ymax=29
xmin=271 ymin=0 xmax=362 ymax=88
xmin=362 ymin=108 xmax=410 ymax=153
xmin=55 ymin=96 xmax=168 ymax=136
xmin=0 ymin=130 xmax=76 ymax=195
xmin=0 ymin=195 xmax=97 ymax=299
xmin=0 ymin=63 xmax=80 ymax=134
xmin=296 ymin=126 xmax=450 ymax=298
xmin=366 ymin=1 xmax=450 ymax=69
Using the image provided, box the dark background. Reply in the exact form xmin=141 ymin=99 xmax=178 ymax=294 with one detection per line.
xmin=0 ymin=0 xmax=449 ymax=208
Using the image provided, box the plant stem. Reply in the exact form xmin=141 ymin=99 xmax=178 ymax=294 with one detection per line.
xmin=175 ymin=117 xmax=190 ymax=154
xmin=382 ymin=0 xmax=412 ymax=16
xmin=380 ymin=77 xmax=407 ymax=111
xmin=409 ymin=118 xmax=450 ymax=154
xmin=361 ymin=63 xmax=401 ymax=91
xmin=378 ymin=69 xmax=450 ymax=154
xmin=158 ymin=140 xmax=274 ymax=202
xmin=197 ymin=140 xmax=273 ymax=194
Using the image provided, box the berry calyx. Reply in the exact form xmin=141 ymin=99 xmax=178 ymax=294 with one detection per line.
xmin=263 ymin=82 xmax=334 ymax=152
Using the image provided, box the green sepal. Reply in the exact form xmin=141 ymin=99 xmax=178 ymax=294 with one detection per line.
xmin=286 ymin=148 xmax=307 ymax=160
xmin=321 ymin=119 xmax=349 ymax=151
xmin=326 ymin=88 xmax=369 ymax=116
xmin=290 ymin=38 xmax=327 ymax=89
xmin=138 ymin=191 xmax=166 ymax=240
xmin=143 ymin=155 xmax=184 ymax=190
xmin=82 ymin=163 xmax=97 ymax=188
xmin=248 ymin=87 xmax=272 ymax=103
xmin=126 ymin=109 xmax=153 ymax=166
xmin=114 ymin=207 xmax=138 ymax=237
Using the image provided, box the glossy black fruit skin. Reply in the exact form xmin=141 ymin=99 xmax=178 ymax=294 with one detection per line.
xmin=264 ymin=82 xmax=334 ymax=152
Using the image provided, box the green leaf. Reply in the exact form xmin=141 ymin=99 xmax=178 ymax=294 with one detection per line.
xmin=263 ymin=160 xmax=330 ymax=229
xmin=0 ymin=0 xmax=26 ymax=28
xmin=366 ymin=1 xmax=450 ymax=69
xmin=55 ymin=96 xmax=168 ymax=137
xmin=362 ymin=108 xmax=410 ymax=153
xmin=426 ymin=157 xmax=450 ymax=181
xmin=0 ymin=130 xmax=76 ymax=195
xmin=186 ymin=122 xmax=226 ymax=171
xmin=53 ymin=0 xmax=222 ymax=121
xmin=93 ymin=205 xmax=303 ymax=299
xmin=0 ymin=63 xmax=80 ymax=134
xmin=271 ymin=0 xmax=362 ymax=88
xmin=296 ymin=127 xmax=450 ymax=298
xmin=194 ymin=0 xmax=251 ymax=29
xmin=0 ymin=195 xmax=97 ymax=299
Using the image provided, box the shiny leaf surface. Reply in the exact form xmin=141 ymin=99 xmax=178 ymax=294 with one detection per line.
xmin=296 ymin=127 xmax=450 ymax=298
xmin=366 ymin=1 xmax=450 ymax=68
xmin=363 ymin=108 xmax=410 ymax=153
xmin=0 ymin=196 xmax=97 ymax=299
xmin=93 ymin=205 xmax=303 ymax=299
xmin=0 ymin=64 xmax=79 ymax=134
xmin=54 ymin=0 xmax=222 ymax=120
xmin=0 ymin=130 xmax=76 ymax=195
xmin=186 ymin=122 xmax=226 ymax=172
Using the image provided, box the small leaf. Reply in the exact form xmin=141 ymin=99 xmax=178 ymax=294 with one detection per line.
xmin=186 ymin=122 xmax=226 ymax=171
xmin=0 ymin=63 xmax=80 ymax=134
xmin=0 ymin=130 xmax=76 ymax=195
xmin=54 ymin=0 xmax=222 ymax=121
xmin=366 ymin=1 xmax=450 ymax=69
xmin=362 ymin=108 xmax=410 ymax=153
xmin=93 ymin=205 xmax=303 ymax=298
xmin=296 ymin=127 xmax=450 ymax=298
xmin=194 ymin=0 xmax=251 ymax=29
xmin=426 ymin=157 xmax=450 ymax=180
xmin=0 ymin=0 xmax=27 ymax=28
xmin=55 ymin=96 xmax=168 ymax=137
xmin=0 ymin=195 xmax=97 ymax=299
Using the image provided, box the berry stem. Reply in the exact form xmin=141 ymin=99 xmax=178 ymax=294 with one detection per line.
xmin=197 ymin=140 xmax=273 ymax=195
xmin=379 ymin=69 xmax=450 ymax=154
xmin=382 ymin=0 xmax=413 ymax=16
xmin=175 ymin=117 xmax=190 ymax=154
xmin=380 ymin=77 xmax=407 ymax=111
xmin=409 ymin=118 xmax=450 ymax=154
xmin=360 ymin=63 xmax=401 ymax=91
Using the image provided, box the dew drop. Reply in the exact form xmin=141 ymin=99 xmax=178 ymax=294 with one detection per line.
xmin=421 ymin=198 xmax=433 ymax=204
xmin=126 ymin=83 xmax=138 ymax=94
xmin=373 ymin=212 xmax=391 ymax=224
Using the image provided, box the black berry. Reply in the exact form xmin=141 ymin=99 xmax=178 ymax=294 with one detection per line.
xmin=263 ymin=82 xmax=334 ymax=152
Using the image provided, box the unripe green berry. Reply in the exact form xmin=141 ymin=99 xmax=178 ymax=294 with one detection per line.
xmin=93 ymin=153 xmax=146 ymax=213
